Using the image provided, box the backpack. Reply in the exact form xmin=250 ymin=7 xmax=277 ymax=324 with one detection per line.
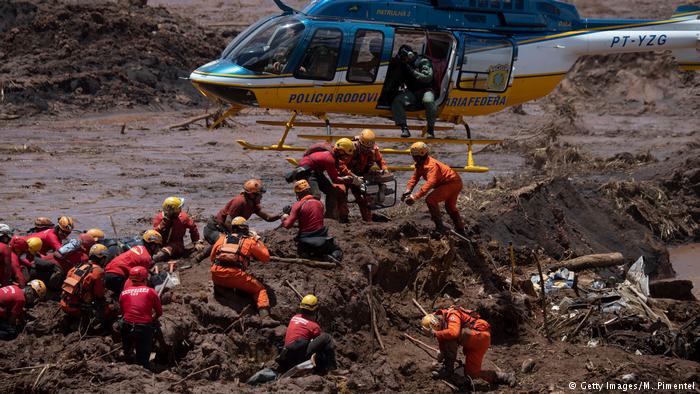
xmin=61 ymin=263 xmax=94 ymax=297
xmin=216 ymin=234 xmax=249 ymax=266
xmin=437 ymin=306 xmax=490 ymax=332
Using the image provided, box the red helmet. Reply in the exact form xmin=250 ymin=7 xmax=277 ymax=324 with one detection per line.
xmin=129 ymin=266 xmax=148 ymax=283
xmin=9 ymin=236 xmax=28 ymax=253
xmin=78 ymin=233 xmax=96 ymax=251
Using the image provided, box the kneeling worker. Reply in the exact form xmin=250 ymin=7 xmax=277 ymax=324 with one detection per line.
xmin=402 ymin=142 xmax=465 ymax=235
xmin=152 ymin=196 xmax=200 ymax=262
xmin=422 ymin=306 xmax=515 ymax=386
xmin=278 ymin=294 xmax=337 ymax=374
xmin=120 ymin=266 xmax=162 ymax=369
xmin=210 ymin=217 xmax=272 ymax=317
xmin=59 ymin=244 xmax=108 ymax=325
xmin=104 ymin=230 xmax=162 ymax=296
xmin=281 ymin=180 xmax=342 ymax=262
xmin=0 ymin=280 xmax=46 ymax=340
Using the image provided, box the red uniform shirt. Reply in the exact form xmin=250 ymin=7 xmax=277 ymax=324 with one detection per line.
xmin=282 ymin=195 xmax=325 ymax=234
xmin=105 ymin=246 xmax=153 ymax=278
xmin=153 ymin=211 xmax=200 ymax=248
xmin=0 ymin=244 xmax=25 ymax=287
xmin=407 ymin=156 xmax=462 ymax=200
xmin=119 ymin=285 xmax=162 ymax=324
xmin=298 ymin=151 xmax=345 ymax=184
xmin=0 ymin=285 xmax=25 ymax=321
xmin=214 ymin=194 xmax=261 ymax=225
xmin=284 ymin=313 xmax=322 ymax=346
xmin=340 ymin=141 xmax=388 ymax=176
xmin=24 ymin=229 xmax=63 ymax=255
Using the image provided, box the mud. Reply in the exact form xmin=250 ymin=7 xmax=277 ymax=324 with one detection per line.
xmin=0 ymin=0 xmax=699 ymax=392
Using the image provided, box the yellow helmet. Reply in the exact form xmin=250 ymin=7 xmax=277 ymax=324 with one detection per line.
xmin=28 ymin=279 xmax=47 ymax=299
xmin=162 ymin=196 xmax=184 ymax=213
xmin=231 ymin=216 xmax=247 ymax=227
xmin=300 ymin=294 xmax=319 ymax=311
xmin=243 ymin=179 xmax=265 ymax=194
xmin=421 ymin=314 xmax=442 ymax=331
xmin=26 ymin=237 xmax=43 ymax=255
xmin=334 ymin=138 xmax=355 ymax=156
xmin=57 ymin=216 xmax=74 ymax=232
xmin=142 ymin=229 xmax=163 ymax=245
xmin=410 ymin=142 xmax=430 ymax=157
xmin=358 ymin=129 xmax=376 ymax=149
xmin=86 ymin=228 xmax=105 ymax=241
xmin=294 ymin=179 xmax=311 ymax=193
xmin=89 ymin=243 xmax=109 ymax=259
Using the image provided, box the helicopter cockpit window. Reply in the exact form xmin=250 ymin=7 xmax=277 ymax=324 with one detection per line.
xmin=295 ymin=28 xmax=342 ymax=81
xmin=458 ymin=38 xmax=514 ymax=93
xmin=225 ymin=16 xmax=305 ymax=74
xmin=347 ymin=30 xmax=384 ymax=83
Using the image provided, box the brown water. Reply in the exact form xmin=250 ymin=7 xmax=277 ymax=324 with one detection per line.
xmin=669 ymin=243 xmax=700 ymax=299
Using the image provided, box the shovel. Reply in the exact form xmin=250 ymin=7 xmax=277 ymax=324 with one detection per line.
xmin=167 ymin=261 xmax=181 ymax=286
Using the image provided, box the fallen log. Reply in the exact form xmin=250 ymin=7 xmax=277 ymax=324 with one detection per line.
xmin=553 ymin=252 xmax=625 ymax=271
xmin=270 ymin=256 xmax=337 ymax=269
xmin=167 ymin=113 xmax=212 ymax=129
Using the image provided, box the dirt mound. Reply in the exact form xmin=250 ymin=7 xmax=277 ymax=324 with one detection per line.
xmin=0 ymin=0 xmax=221 ymax=116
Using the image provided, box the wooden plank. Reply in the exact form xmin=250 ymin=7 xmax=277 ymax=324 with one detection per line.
xmin=236 ymin=140 xmax=306 ymax=151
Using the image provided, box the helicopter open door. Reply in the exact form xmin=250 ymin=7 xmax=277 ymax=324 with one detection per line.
xmin=457 ymin=34 xmax=516 ymax=93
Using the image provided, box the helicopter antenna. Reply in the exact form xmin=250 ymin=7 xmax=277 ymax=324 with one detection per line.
xmin=273 ymin=0 xmax=297 ymax=14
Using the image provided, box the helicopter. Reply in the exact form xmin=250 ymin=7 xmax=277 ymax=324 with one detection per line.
xmin=190 ymin=0 xmax=699 ymax=172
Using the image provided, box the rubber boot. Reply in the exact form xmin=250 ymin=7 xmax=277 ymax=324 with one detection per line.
xmin=426 ymin=126 xmax=435 ymax=139
xmin=495 ymin=372 xmax=516 ymax=387
xmin=400 ymin=125 xmax=411 ymax=138
xmin=429 ymin=205 xmax=449 ymax=234
xmin=448 ymin=211 xmax=466 ymax=235
xmin=431 ymin=361 xmax=454 ymax=379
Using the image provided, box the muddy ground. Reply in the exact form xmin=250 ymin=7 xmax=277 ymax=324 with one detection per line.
xmin=0 ymin=0 xmax=699 ymax=392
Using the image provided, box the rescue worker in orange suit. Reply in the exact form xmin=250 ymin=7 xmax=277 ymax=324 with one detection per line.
xmin=422 ymin=307 xmax=515 ymax=386
xmin=204 ymin=179 xmax=282 ymax=245
xmin=152 ymin=196 xmax=200 ymax=262
xmin=59 ymin=244 xmax=109 ymax=328
xmin=339 ymin=129 xmax=390 ymax=222
xmin=277 ymin=294 xmax=337 ymax=373
xmin=105 ymin=230 xmax=162 ymax=296
xmin=288 ymin=138 xmax=359 ymax=222
xmin=281 ymin=180 xmax=343 ymax=262
xmin=33 ymin=233 xmax=95 ymax=291
xmin=0 ymin=280 xmax=46 ymax=340
xmin=119 ymin=266 xmax=162 ymax=369
xmin=402 ymin=142 xmax=465 ymax=235
xmin=210 ymin=217 xmax=272 ymax=317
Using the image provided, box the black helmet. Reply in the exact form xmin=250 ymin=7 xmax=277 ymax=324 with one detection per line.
xmin=398 ymin=45 xmax=414 ymax=60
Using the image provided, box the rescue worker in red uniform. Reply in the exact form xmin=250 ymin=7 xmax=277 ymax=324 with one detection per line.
xmin=204 ymin=179 xmax=282 ymax=245
xmin=152 ymin=196 xmax=200 ymax=262
xmin=59 ymin=244 xmax=108 ymax=326
xmin=422 ymin=306 xmax=515 ymax=386
xmin=210 ymin=217 xmax=271 ymax=317
xmin=288 ymin=138 xmax=359 ymax=222
xmin=105 ymin=230 xmax=162 ymax=296
xmin=0 ymin=280 xmax=46 ymax=340
xmin=0 ymin=237 xmax=28 ymax=287
xmin=281 ymin=180 xmax=342 ymax=262
xmin=13 ymin=237 xmax=41 ymax=279
xmin=25 ymin=216 xmax=74 ymax=291
xmin=278 ymin=294 xmax=337 ymax=373
xmin=33 ymin=233 xmax=95 ymax=291
xmin=119 ymin=266 xmax=162 ymax=369
xmin=339 ymin=129 xmax=390 ymax=222
xmin=403 ymin=142 xmax=465 ymax=234
xmin=25 ymin=216 xmax=73 ymax=255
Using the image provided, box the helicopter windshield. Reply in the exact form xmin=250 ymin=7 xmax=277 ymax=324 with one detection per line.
xmin=225 ymin=16 xmax=305 ymax=74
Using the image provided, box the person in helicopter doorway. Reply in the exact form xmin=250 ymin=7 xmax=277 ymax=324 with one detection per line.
xmin=390 ymin=45 xmax=437 ymax=139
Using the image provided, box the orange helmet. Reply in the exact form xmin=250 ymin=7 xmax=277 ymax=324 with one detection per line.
xmin=34 ymin=217 xmax=54 ymax=229
xmin=409 ymin=142 xmax=429 ymax=157
xmin=57 ymin=216 xmax=74 ymax=233
xmin=243 ymin=179 xmax=266 ymax=194
xmin=86 ymin=228 xmax=105 ymax=241
xmin=358 ymin=129 xmax=376 ymax=149
xmin=294 ymin=179 xmax=311 ymax=193
xmin=142 ymin=229 xmax=163 ymax=245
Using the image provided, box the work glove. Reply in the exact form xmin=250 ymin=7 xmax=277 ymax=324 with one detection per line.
xmin=404 ymin=195 xmax=416 ymax=206
xmin=282 ymin=205 xmax=292 ymax=215
xmin=281 ymin=214 xmax=289 ymax=221
xmin=194 ymin=240 xmax=207 ymax=252
xmin=401 ymin=191 xmax=411 ymax=202
xmin=351 ymin=175 xmax=363 ymax=187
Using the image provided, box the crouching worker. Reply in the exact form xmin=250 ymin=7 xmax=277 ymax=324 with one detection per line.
xmin=120 ymin=266 xmax=162 ymax=369
xmin=278 ymin=294 xmax=337 ymax=374
xmin=281 ymin=180 xmax=342 ymax=262
xmin=0 ymin=280 xmax=46 ymax=340
xmin=152 ymin=196 xmax=200 ymax=262
xmin=422 ymin=306 xmax=515 ymax=386
xmin=210 ymin=217 xmax=272 ymax=317
xmin=59 ymin=244 xmax=109 ymax=329
xmin=105 ymin=230 xmax=162 ymax=296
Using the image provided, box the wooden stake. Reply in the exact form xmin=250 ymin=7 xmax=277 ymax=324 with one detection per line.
xmin=534 ymin=251 xmax=552 ymax=342
xmin=270 ymin=256 xmax=337 ymax=269
xmin=509 ymin=242 xmax=516 ymax=293
xmin=167 ymin=364 xmax=220 ymax=389
xmin=403 ymin=333 xmax=439 ymax=355
xmin=412 ymin=298 xmax=429 ymax=316
xmin=108 ymin=215 xmax=119 ymax=238
xmin=367 ymin=269 xmax=385 ymax=350
xmin=223 ymin=305 xmax=252 ymax=333
xmin=167 ymin=113 xmax=212 ymax=129
xmin=284 ymin=280 xmax=303 ymax=299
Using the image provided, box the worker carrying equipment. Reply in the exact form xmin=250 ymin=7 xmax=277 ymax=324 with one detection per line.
xmin=204 ymin=179 xmax=282 ymax=245
xmin=153 ymin=196 xmax=200 ymax=262
xmin=281 ymin=181 xmax=343 ymax=262
xmin=59 ymin=249 xmax=107 ymax=324
xmin=104 ymin=230 xmax=162 ymax=296
xmin=0 ymin=280 xmax=46 ymax=340
xmin=119 ymin=266 xmax=163 ymax=369
xmin=424 ymin=306 xmax=515 ymax=386
xmin=210 ymin=217 xmax=272 ymax=316
xmin=277 ymin=294 xmax=337 ymax=374
xmin=403 ymin=142 xmax=465 ymax=235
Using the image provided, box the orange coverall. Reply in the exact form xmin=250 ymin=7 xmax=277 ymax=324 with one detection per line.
xmin=209 ymin=233 xmax=270 ymax=309
xmin=406 ymin=156 xmax=464 ymax=231
xmin=434 ymin=307 xmax=492 ymax=380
